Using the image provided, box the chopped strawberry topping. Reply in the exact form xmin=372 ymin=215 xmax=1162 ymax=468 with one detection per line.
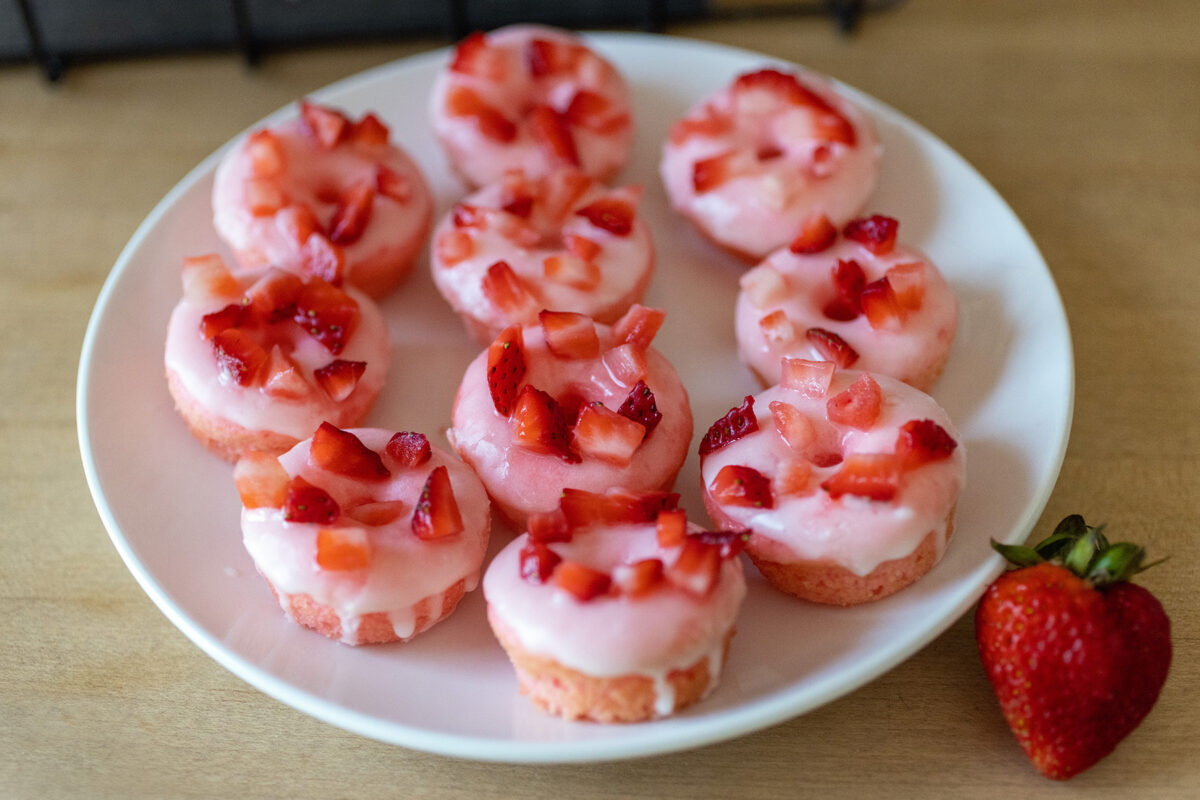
xmin=500 ymin=192 xmax=533 ymax=219
xmin=859 ymin=277 xmax=903 ymax=330
xmin=245 ymin=268 xmax=303 ymax=323
xmin=542 ymin=253 xmax=600 ymax=290
xmin=667 ymin=538 xmax=722 ymax=597
xmin=554 ymin=561 xmax=612 ymax=601
xmin=564 ymin=89 xmax=611 ymax=128
xmin=733 ymin=69 xmax=828 ymax=109
xmin=528 ymin=105 xmax=580 ymax=166
xmin=693 ymin=149 xmax=748 ymax=194
xmin=601 ymin=343 xmax=649 ymax=387
xmin=344 ymin=500 xmax=407 ymax=527
xmin=539 ymin=169 xmax=594 ymax=221
xmin=824 ymin=258 xmax=865 ymax=321
xmin=486 ymin=325 xmax=526 ymax=416
xmin=385 ymin=431 xmax=432 ymax=469
xmin=312 ymin=359 xmax=365 ymax=402
xmin=481 ymin=260 xmax=538 ymax=316
xmin=780 ymin=357 xmax=836 ymax=397
xmin=351 ymin=112 xmax=390 ymax=147
xmin=444 ymin=86 xmax=517 ymax=142
xmin=512 ymin=385 xmax=579 ymax=462
xmin=327 ymin=181 xmax=375 ymax=245
xmin=789 ymin=212 xmax=838 ymax=254
xmin=283 ymin=476 xmax=340 ymax=524
xmin=758 ymin=309 xmax=795 ymax=343
xmin=774 ymin=458 xmax=814 ymax=497
xmin=668 ymin=110 xmax=732 ymax=144
xmin=843 ymin=215 xmax=899 ymax=255
xmin=262 ymin=345 xmax=308 ymax=399
xmin=293 ymin=277 xmax=358 ymax=354
xmin=813 ymin=111 xmax=857 ymax=146
xmin=411 ymin=465 xmax=464 ymax=540
xmin=805 ymin=327 xmax=859 ymax=368
xmin=573 ymin=403 xmax=646 ymax=466
xmin=315 ymin=528 xmax=370 ymax=571
xmin=450 ymin=31 xmax=499 ymax=78
xmin=886 ymin=261 xmax=926 ymax=311
xmin=617 ymin=380 xmax=661 ymax=437
xmin=739 ymin=265 xmax=788 ymax=308
xmin=375 ymin=164 xmax=410 ymax=203
xmin=526 ymin=37 xmax=582 ymax=77
xmin=895 ymin=419 xmax=958 ymax=468
xmin=655 ymin=508 xmax=688 ymax=547
xmin=299 ymin=100 xmax=350 ymax=149
xmin=200 ymin=303 xmax=251 ymax=340
xmin=611 ymin=304 xmax=666 ymax=350
xmin=826 ymin=373 xmax=882 ymax=430
xmin=246 ymin=129 xmax=285 ymax=177
xmin=212 ymin=329 xmax=267 ymax=386
xmin=821 ymin=453 xmax=901 ymax=501
xmin=181 ymin=254 xmax=241 ymax=302
xmin=299 ymin=232 xmax=345 ymax=285
xmin=435 ymin=230 xmax=475 ymax=267
xmin=612 ymin=558 xmax=665 ymax=597
xmin=519 ymin=541 xmax=561 ymax=583
xmin=527 ymin=509 xmax=572 ymax=543
xmin=769 ymin=400 xmax=816 ymax=452
xmin=539 ymin=310 xmax=600 ymax=359
xmin=575 ymin=196 xmax=634 ymax=236
xmin=233 ymin=451 xmax=289 ymax=509
xmin=699 ymin=396 xmax=759 ymax=456
xmin=709 ymin=464 xmax=774 ymax=509
xmin=245 ymin=178 xmax=286 ymax=217
xmin=275 ymin=205 xmax=320 ymax=247
xmin=563 ymin=233 xmax=601 ymax=261
xmin=309 ymin=422 xmax=390 ymax=480
xmin=559 ymin=488 xmax=679 ymax=528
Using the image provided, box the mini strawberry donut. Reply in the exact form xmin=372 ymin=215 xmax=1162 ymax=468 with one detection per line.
xmin=699 ymin=360 xmax=965 ymax=605
xmin=430 ymin=25 xmax=633 ymax=188
xmin=430 ymin=168 xmax=654 ymax=344
xmin=236 ymin=425 xmax=491 ymax=645
xmin=164 ymin=255 xmax=388 ymax=461
xmin=484 ymin=489 xmax=746 ymax=722
xmin=660 ymin=67 xmax=881 ymax=262
xmin=212 ymin=100 xmax=433 ymax=298
xmin=736 ymin=214 xmax=957 ymax=391
xmin=448 ymin=306 xmax=693 ymax=531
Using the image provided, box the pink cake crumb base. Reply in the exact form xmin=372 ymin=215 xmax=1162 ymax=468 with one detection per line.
xmin=266 ymin=577 xmax=469 ymax=646
xmin=488 ymin=607 xmax=733 ymax=723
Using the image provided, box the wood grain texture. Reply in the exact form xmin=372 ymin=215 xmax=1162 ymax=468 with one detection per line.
xmin=2 ymin=1 xmax=1198 ymax=796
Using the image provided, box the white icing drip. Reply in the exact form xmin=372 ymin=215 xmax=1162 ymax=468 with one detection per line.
xmin=340 ymin=613 xmax=361 ymax=644
xmin=390 ymin=606 xmax=417 ymax=641
xmin=652 ymin=671 xmax=676 ymax=717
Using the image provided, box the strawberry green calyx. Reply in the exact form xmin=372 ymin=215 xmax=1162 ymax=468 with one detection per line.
xmin=991 ymin=514 xmax=1158 ymax=588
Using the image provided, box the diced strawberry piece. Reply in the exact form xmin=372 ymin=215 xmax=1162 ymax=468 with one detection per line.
xmin=825 ymin=258 xmax=866 ymax=322
xmin=739 ymin=265 xmax=788 ymax=308
xmin=486 ymin=325 xmax=526 ymax=416
xmin=805 ymin=327 xmax=859 ymax=368
xmin=212 ymin=329 xmax=267 ymax=386
xmin=811 ymin=451 xmax=844 ymax=468
xmin=886 ymin=261 xmax=927 ymax=311
xmin=411 ymin=465 xmax=465 ymax=540
xmin=512 ymin=385 xmax=579 ymax=462
xmin=780 ymin=357 xmax=835 ymax=397
xmin=527 ymin=509 xmax=572 ymax=543
xmin=709 ymin=464 xmax=774 ymax=509
xmin=698 ymin=396 xmax=759 ymax=456
xmin=498 ymin=194 xmax=534 ymax=223
xmin=245 ymin=178 xmax=286 ymax=217
xmin=299 ymin=232 xmax=345 ymax=285
xmin=539 ymin=310 xmax=600 ymax=359
xmin=262 ymin=345 xmax=309 ymax=399
xmin=563 ymin=233 xmax=601 ymax=261
xmin=351 ymin=112 xmax=390 ymax=147
xmin=692 ymin=149 xmax=750 ymax=193
xmin=481 ymin=260 xmax=538 ymax=317
xmin=245 ymin=268 xmax=304 ymax=323
xmin=895 ymin=419 xmax=958 ymax=469
xmin=667 ymin=538 xmax=722 ymax=597
xmin=612 ymin=558 xmax=664 ymax=597
xmin=246 ymin=129 xmax=285 ymax=177
xmin=611 ymin=304 xmax=666 ymax=350
xmin=554 ymin=388 xmax=588 ymax=425
xmin=732 ymin=69 xmax=830 ymax=109
xmin=293 ymin=277 xmax=358 ymax=354
xmin=813 ymin=110 xmax=857 ymax=146
xmin=313 ymin=358 xmax=366 ymax=402
xmin=385 ymin=431 xmax=431 ymax=469
xmin=328 ymin=180 xmax=375 ymax=245
xmin=539 ymin=168 xmax=594 ymax=221
xmin=575 ymin=196 xmax=634 ymax=236
xmin=444 ymin=86 xmax=517 ymax=142
xmin=826 ymin=373 xmax=882 ymax=430
xmin=655 ymin=508 xmax=688 ymax=547
xmin=283 ymin=476 xmax=340 ymax=523
xmin=559 ymin=488 xmax=679 ymax=528
xmin=774 ymin=458 xmax=813 ymax=497
xmin=564 ymin=89 xmax=611 ymax=128
xmin=820 ymin=453 xmax=902 ymax=501
xmin=519 ymin=540 xmax=561 ymax=583
xmin=601 ymin=343 xmax=648 ymax=387
xmin=233 ymin=451 xmax=289 ymax=509
xmin=843 ymin=215 xmax=899 ymax=255
xmin=859 ymin=277 xmax=903 ymax=330
xmin=526 ymin=37 xmax=582 ymax=77
xmin=452 ymin=203 xmax=487 ymax=229
xmin=529 ymin=105 xmax=581 ymax=167
xmin=769 ymin=400 xmax=815 ymax=452
xmin=436 ymin=230 xmax=475 ymax=267
xmin=374 ymin=164 xmax=410 ymax=203
xmin=554 ymin=561 xmax=611 ymax=601
xmin=309 ymin=421 xmax=390 ymax=480
xmin=315 ymin=527 xmax=370 ymax=571
xmin=668 ymin=109 xmax=732 ymax=144
xmin=181 ymin=254 xmax=241 ymax=302
xmin=200 ymin=303 xmax=250 ymax=340
xmin=756 ymin=144 xmax=784 ymax=161
xmin=758 ymin=309 xmax=796 ymax=343
xmin=542 ymin=253 xmax=600 ymax=290
xmin=789 ymin=212 xmax=838 ymax=254
xmin=299 ymin=100 xmax=350 ymax=149
xmin=617 ymin=379 xmax=661 ymax=437
xmin=344 ymin=500 xmax=408 ymax=526
xmin=573 ymin=403 xmax=646 ymax=466
xmin=451 ymin=31 xmax=496 ymax=77
xmin=275 ymin=205 xmax=321 ymax=247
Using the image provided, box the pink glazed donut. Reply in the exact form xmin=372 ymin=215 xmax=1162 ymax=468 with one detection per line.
xmin=736 ymin=213 xmax=957 ymax=391
xmin=164 ymin=255 xmax=389 ymax=461
xmin=448 ymin=307 xmax=692 ymax=532
xmin=484 ymin=489 xmax=746 ymax=722
xmin=430 ymin=25 xmax=634 ymax=188
xmin=212 ymin=100 xmax=433 ymax=298
xmin=430 ymin=168 xmax=654 ymax=344
xmin=236 ymin=426 xmax=491 ymax=645
xmin=699 ymin=361 xmax=965 ymax=605
xmin=660 ymin=67 xmax=880 ymax=262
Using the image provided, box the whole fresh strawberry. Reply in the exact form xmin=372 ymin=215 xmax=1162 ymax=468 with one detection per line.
xmin=975 ymin=515 xmax=1171 ymax=780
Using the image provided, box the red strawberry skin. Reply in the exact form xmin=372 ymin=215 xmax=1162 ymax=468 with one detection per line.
xmin=975 ymin=563 xmax=1171 ymax=780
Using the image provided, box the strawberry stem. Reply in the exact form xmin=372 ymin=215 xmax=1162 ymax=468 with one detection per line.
xmin=993 ymin=515 xmax=1162 ymax=587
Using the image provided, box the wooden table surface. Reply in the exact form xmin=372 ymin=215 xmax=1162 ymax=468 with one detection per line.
xmin=3 ymin=1 xmax=1197 ymax=796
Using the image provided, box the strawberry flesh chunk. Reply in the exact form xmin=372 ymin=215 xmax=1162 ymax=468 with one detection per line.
xmin=805 ymin=327 xmax=859 ymax=368
xmin=294 ymin=277 xmax=358 ymax=355
xmin=344 ymin=500 xmax=408 ymax=526
xmin=826 ymin=373 xmax=882 ymax=431
xmin=709 ymin=464 xmax=774 ymax=509
xmin=699 ymin=396 xmax=759 ymax=456
xmin=575 ymin=197 xmax=634 ymax=236
xmin=411 ymin=465 xmax=464 ymax=540
xmin=299 ymin=232 xmax=345 ymax=285
xmin=519 ymin=541 xmax=562 ymax=583
xmin=612 ymin=558 xmax=665 ymax=597
xmin=780 ymin=357 xmax=836 ymax=397
xmin=200 ymin=303 xmax=251 ymax=340
xmin=445 ymin=86 xmax=517 ymax=142
xmin=245 ymin=268 xmax=304 ymax=323
xmin=824 ymin=258 xmax=865 ymax=321
xmin=572 ymin=403 xmax=646 ymax=466
xmin=299 ymin=101 xmax=349 ymax=149
xmin=315 ymin=528 xmax=370 ymax=571
xmin=820 ymin=453 xmax=902 ymax=501
xmin=233 ymin=452 xmax=289 ymax=509
xmin=617 ymin=380 xmax=661 ymax=437
xmin=611 ymin=305 xmax=666 ymax=351
xmin=843 ymin=215 xmax=899 ymax=255
xmin=655 ymin=508 xmax=688 ymax=547
xmin=486 ymin=325 xmax=526 ymax=416
xmin=283 ymin=476 xmax=340 ymax=524
xmin=667 ymin=538 xmax=722 ymax=597
xmin=527 ymin=509 xmax=572 ymax=543
xmin=789 ymin=212 xmax=838 ymax=254
xmin=328 ymin=180 xmax=375 ymax=245
xmin=512 ymin=385 xmax=579 ymax=462
xmin=554 ymin=561 xmax=612 ymax=601
xmin=313 ymin=359 xmax=366 ymax=402
xmin=212 ymin=329 xmax=267 ymax=386
xmin=481 ymin=260 xmax=537 ymax=316
xmin=895 ymin=419 xmax=958 ymax=468
xmin=528 ymin=105 xmax=580 ymax=166
xmin=309 ymin=422 xmax=390 ymax=480
xmin=539 ymin=310 xmax=600 ymax=359
xmin=385 ymin=431 xmax=432 ymax=468
xmin=559 ymin=488 xmax=679 ymax=529
xmin=859 ymin=277 xmax=903 ymax=330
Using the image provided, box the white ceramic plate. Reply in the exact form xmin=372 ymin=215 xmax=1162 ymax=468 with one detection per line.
xmin=77 ymin=33 xmax=1073 ymax=763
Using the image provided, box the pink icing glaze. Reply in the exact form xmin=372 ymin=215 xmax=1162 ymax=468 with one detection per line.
xmin=699 ymin=370 xmax=965 ymax=577
xmin=430 ymin=169 xmax=654 ymax=339
xmin=164 ymin=274 xmax=389 ymax=439
xmin=430 ymin=25 xmax=633 ymax=188
xmin=736 ymin=236 xmax=957 ymax=391
xmin=242 ymin=432 xmax=491 ymax=636
xmin=484 ymin=521 xmax=745 ymax=680
xmin=212 ymin=115 xmax=432 ymax=296
xmin=660 ymin=68 xmax=880 ymax=261
xmin=449 ymin=320 xmax=693 ymax=529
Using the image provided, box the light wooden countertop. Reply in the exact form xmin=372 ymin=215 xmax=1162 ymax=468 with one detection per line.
xmin=3 ymin=1 xmax=1197 ymax=796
